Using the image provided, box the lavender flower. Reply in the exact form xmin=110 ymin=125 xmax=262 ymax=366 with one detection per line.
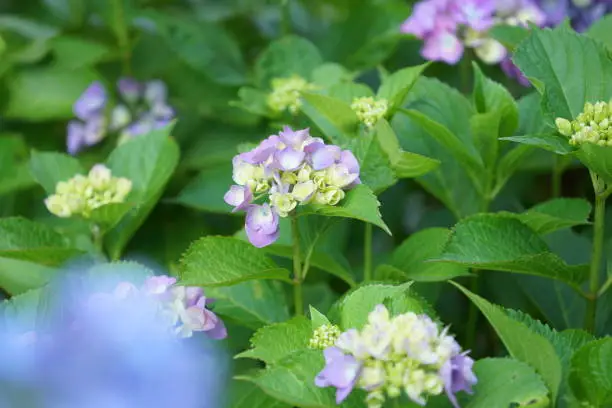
xmin=0 ymin=269 xmax=229 ymax=408
xmin=536 ymin=0 xmax=612 ymax=31
xmin=73 ymin=81 xmax=106 ymax=121
xmin=225 ymin=127 xmax=361 ymax=248
xmin=315 ymin=304 xmax=477 ymax=408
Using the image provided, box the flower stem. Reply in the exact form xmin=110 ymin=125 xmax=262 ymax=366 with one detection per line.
xmin=111 ymin=0 xmax=131 ymax=75
xmin=91 ymin=224 xmax=106 ymax=260
xmin=280 ymin=0 xmax=291 ymax=36
xmin=292 ymin=216 xmax=304 ymax=316
xmin=364 ymin=223 xmax=373 ymax=282
xmin=585 ymin=179 xmax=607 ymax=333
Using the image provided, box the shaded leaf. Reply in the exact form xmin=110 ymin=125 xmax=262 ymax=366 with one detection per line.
xmin=501 ymin=134 xmax=575 ymax=155
xmin=569 ymin=338 xmax=612 ymax=406
xmin=30 ymin=151 xmax=84 ymax=195
xmin=377 ymin=63 xmax=429 ymax=113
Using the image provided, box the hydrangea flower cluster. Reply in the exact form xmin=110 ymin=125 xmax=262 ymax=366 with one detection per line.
xmin=556 ymin=100 xmax=612 ymax=146
xmin=536 ymin=0 xmax=612 ymax=32
xmin=224 ymin=126 xmax=361 ymax=248
xmin=315 ymin=305 xmax=476 ymax=408
xmin=44 ymin=164 xmax=132 ymax=219
xmin=68 ymin=78 xmax=175 ymax=155
xmin=351 ymin=97 xmax=389 ymax=129
xmin=400 ymin=0 xmax=544 ymax=65
xmin=267 ymin=75 xmax=317 ymax=114
xmin=309 ymin=324 xmax=341 ymax=350
xmin=89 ymin=275 xmax=227 ymax=339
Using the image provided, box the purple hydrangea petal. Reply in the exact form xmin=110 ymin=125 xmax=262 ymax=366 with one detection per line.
xmin=144 ymin=80 xmax=168 ymax=105
xmin=339 ymin=150 xmax=360 ymax=174
xmin=422 ymin=31 xmax=464 ymax=64
xmin=223 ymin=185 xmax=253 ymax=212
xmin=278 ymin=126 xmax=309 ymax=148
xmin=311 ymin=145 xmax=342 ymax=170
xmin=275 ymin=147 xmax=306 ymax=171
xmin=314 ymin=347 xmax=361 ymax=404
xmin=441 ymin=352 xmax=478 ymax=408
xmin=117 ymin=77 xmax=142 ymax=103
xmin=500 ymin=58 xmax=531 ymax=87
xmin=67 ymin=121 xmax=86 ymax=155
xmin=83 ymin=116 xmax=107 ymax=146
xmin=452 ymin=0 xmax=496 ymax=31
xmin=245 ymin=204 xmax=280 ymax=248
xmin=204 ymin=311 xmax=228 ymax=340
xmin=74 ymin=81 xmax=106 ymax=121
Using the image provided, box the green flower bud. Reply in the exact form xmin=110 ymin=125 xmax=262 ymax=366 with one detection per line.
xmin=308 ymin=324 xmax=341 ymax=350
xmin=45 ymin=194 xmax=72 ymax=218
xmin=555 ymin=118 xmax=573 ymax=137
xmin=269 ymin=192 xmax=297 ymax=217
xmin=351 ymin=97 xmax=389 ymax=128
xmin=267 ymin=75 xmax=317 ymax=115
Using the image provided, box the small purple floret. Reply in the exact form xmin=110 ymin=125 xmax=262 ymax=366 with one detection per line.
xmin=315 ymin=347 xmax=362 ymax=404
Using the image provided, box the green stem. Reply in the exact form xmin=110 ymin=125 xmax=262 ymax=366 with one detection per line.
xmin=552 ymin=157 xmax=562 ymax=198
xmin=280 ymin=0 xmax=291 ymax=36
xmin=364 ymin=223 xmax=373 ymax=282
xmin=465 ymin=275 xmax=480 ymax=350
xmin=292 ymin=216 xmax=304 ymax=316
xmin=91 ymin=224 xmax=106 ymax=260
xmin=585 ymin=183 xmax=606 ymax=333
xmin=111 ymin=0 xmax=131 ymax=75
xmin=460 ymin=50 xmax=473 ymax=95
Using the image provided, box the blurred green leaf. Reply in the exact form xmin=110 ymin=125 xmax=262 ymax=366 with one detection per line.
xmin=587 ymin=14 xmax=612 ymax=50
xmin=301 ymin=92 xmax=360 ymax=144
xmin=489 ymin=24 xmax=530 ymax=52
xmin=569 ymin=338 xmax=612 ymax=406
xmin=89 ymin=202 xmax=134 ymax=231
xmin=172 ymin=164 xmax=234 ymax=214
xmin=0 ymin=258 xmax=56 ymax=296
xmin=376 ymin=63 xmax=430 ymax=114
xmin=576 ymin=143 xmax=612 ymax=183
xmin=50 ymin=35 xmax=112 ymax=69
xmin=230 ymin=381 xmax=291 ymax=408
xmin=29 ymin=151 xmax=84 ymax=195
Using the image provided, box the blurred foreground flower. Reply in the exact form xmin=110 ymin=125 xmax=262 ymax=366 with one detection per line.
xmin=224 ymin=127 xmax=360 ymax=247
xmin=0 ymin=269 xmax=228 ymax=408
xmin=44 ymin=164 xmax=132 ymax=218
xmin=535 ymin=0 xmax=612 ymax=31
xmin=556 ymin=100 xmax=612 ymax=146
xmin=315 ymin=304 xmax=476 ymax=408
xmin=67 ymin=78 xmax=175 ymax=154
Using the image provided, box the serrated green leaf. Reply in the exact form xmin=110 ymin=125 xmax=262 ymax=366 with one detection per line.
xmin=0 ymin=217 xmax=83 ymax=266
xmin=303 ymin=185 xmax=391 ymax=235
xmin=452 ymin=282 xmax=563 ymax=402
xmin=376 ymin=119 xmax=439 ymax=179
xmin=513 ymin=26 xmax=612 ymax=122
xmin=501 ymin=134 xmax=575 ymax=155
xmin=466 ymin=358 xmax=550 ymax=408
xmin=508 ymin=198 xmax=592 ymax=235
xmin=382 ymin=227 xmax=470 ymax=282
xmin=329 ymin=282 xmax=435 ymax=330
xmin=179 ymin=236 xmax=290 ymax=287
xmin=236 ymin=316 xmax=311 ymax=364
xmin=569 ymin=338 xmax=612 ymax=406
xmin=206 ymin=280 xmax=290 ymax=330
xmin=576 ymin=143 xmax=612 ymax=183
xmin=237 ymin=349 xmax=340 ymax=408
xmin=437 ymin=214 xmax=589 ymax=289
xmin=301 ymin=92 xmax=360 ymax=145
xmin=104 ymin=124 xmax=180 ymax=260
xmin=254 ymin=35 xmax=323 ymax=88
xmin=348 ymin=130 xmax=397 ymax=193
xmin=376 ymin=63 xmax=429 ymax=113
xmin=29 ymin=151 xmax=85 ymax=195
xmin=309 ymin=306 xmax=331 ymax=330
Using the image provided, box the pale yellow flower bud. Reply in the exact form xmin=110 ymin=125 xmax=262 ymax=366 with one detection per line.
xmin=114 ymin=178 xmax=133 ymax=200
xmin=269 ymin=192 xmax=297 ymax=217
xmin=45 ymin=194 xmax=72 ymax=218
xmin=292 ymin=180 xmax=316 ymax=203
xmin=88 ymin=164 xmax=113 ymax=190
xmin=555 ymin=118 xmax=573 ymax=137
xmin=351 ymin=97 xmax=389 ymax=128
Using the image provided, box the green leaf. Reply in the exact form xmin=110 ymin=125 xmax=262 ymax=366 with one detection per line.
xmin=309 ymin=306 xmax=331 ymax=330
xmin=376 ymin=119 xmax=439 ymax=179
xmin=569 ymin=338 xmax=612 ymax=406
xmin=50 ymin=35 xmax=111 ymax=69
xmin=382 ymin=228 xmax=470 ymax=282
xmin=348 ymin=130 xmax=397 ymax=193
xmin=472 ymin=63 xmax=519 ymax=140
xmin=513 ymin=26 xmax=612 ymax=121
xmin=329 ymin=282 xmax=434 ymax=330
xmin=0 ymin=258 xmax=56 ymax=295
xmin=254 ymin=35 xmax=323 ymax=88
xmin=326 ymin=82 xmax=373 ymax=104
xmin=179 ymin=236 xmax=290 ymax=287
xmin=236 ymin=349 xmax=339 ymax=408
xmin=400 ymin=109 xmax=484 ymax=180
xmin=172 ymin=164 xmax=234 ymax=214
xmin=301 ymin=92 xmax=359 ymax=145
xmin=0 ymin=217 xmax=83 ymax=266
xmin=509 ymin=198 xmax=592 ymax=235
xmin=311 ymin=63 xmax=353 ymax=89
xmin=376 ymin=63 xmax=429 ymax=113
xmin=230 ymin=381 xmax=291 ymax=408
xmin=139 ymin=11 xmax=246 ymax=85
xmin=4 ymin=66 xmax=99 ymax=121
xmin=104 ymin=124 xmax=180 ymax=260
xmin=437 ymin=214 xmax=589 ymax=289
xmin=206 ymin=280 xmax=290 ymax=330
xmin=466 ymin=358 xmax=550 ymax=408
xmin=489 ymin=24 xmax=531 ymax=52
xmin=587 ymin=14 xmax=612 ymax=50
xmin=501 ymin=134 xmax=575 ymax=155
xmin=233 ymin=87 xmax=270 ymax=117
xmin=470 ymin=112 xmax=501 ymax=170
xmin=576 ymin=143 xmax=612 ymax=183
xmin=89 ymin=202 xmax=134 ymax=231
xmin=29 ymin=151 xmax=84 ymax=195
xmin=0 ymin=136 xmax=35 ymax=196
xmin=303 ymin=185 xmax=391 ymax=235
xmin=236 ymin=316 xmax=311 ymax=364
xmin=452 ymin=282 xmax=563 ymax=402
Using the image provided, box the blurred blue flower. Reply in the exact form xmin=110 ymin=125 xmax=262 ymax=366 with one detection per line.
xmin=535 ymin=0 xmax=612 ymax=31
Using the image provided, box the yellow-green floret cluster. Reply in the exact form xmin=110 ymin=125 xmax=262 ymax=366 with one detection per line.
xmin=267 ymin=75 xmax=317 ymax=115
xmin=309 ymin=324 xmax=341 ymax=350
xmin=350 ymin=97 xmax=389 ymax=128
xmin=556 ymin=100 xmax=612 ymax=147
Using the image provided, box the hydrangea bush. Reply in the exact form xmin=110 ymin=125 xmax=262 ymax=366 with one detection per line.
xmin=1 ymin=1 xmax=612 ymax=407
